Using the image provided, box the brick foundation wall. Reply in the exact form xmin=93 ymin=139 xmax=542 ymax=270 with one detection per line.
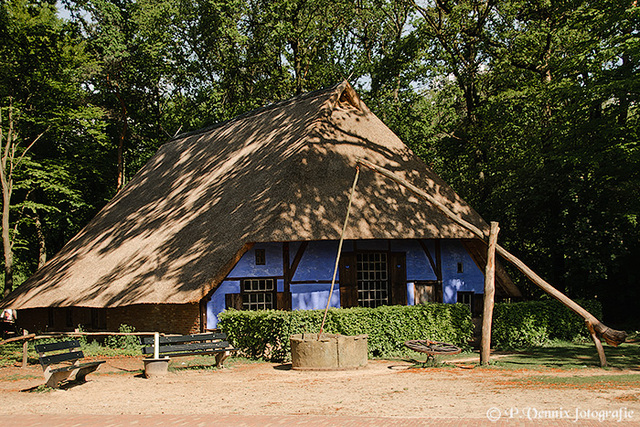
xmin=14 ymin=308 xmax=49 ymax=334
xmin=16 ymin=303 xmax=201 ymax=335
xmin=107 ymin=304 xmax=201 ymax=334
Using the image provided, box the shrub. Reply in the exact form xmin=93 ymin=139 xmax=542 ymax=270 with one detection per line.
xmin=105 ymin=324 xmax=139 ymax=351
xmin=492 ymin=299 xmax=602 ymax=349
xmin=217 ymin=303 xmax=472 ymax=362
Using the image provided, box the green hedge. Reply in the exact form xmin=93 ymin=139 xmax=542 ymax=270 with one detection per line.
xmin=217 ymin=304 xmax=472 ymax=362
xmin=492 ymin=299 xmax=603 ymax=348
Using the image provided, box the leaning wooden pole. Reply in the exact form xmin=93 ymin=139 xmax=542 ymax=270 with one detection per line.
xmin=318 ymin=166 xmax=360 ymax=338
xmin=356 ymin=159 xmax=626 ymax=362
xmin=480 ymin=222 xmax=499 ymax=365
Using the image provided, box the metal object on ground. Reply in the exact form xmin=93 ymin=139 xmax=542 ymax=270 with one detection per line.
xmin=404 ymin=339 xmax=461 ymax=367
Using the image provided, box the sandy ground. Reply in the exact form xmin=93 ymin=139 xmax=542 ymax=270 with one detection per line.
xmin=0 ymin=356 xmax=638 ymax=422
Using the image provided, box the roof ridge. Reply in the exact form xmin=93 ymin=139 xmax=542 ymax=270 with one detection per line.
xmin=171 ymin=82 xmax=345 ymax=141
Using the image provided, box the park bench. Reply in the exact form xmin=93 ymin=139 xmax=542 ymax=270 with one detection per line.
xmin=140 ymin=332 xmax=237 ymax=368
xmin=34 ymin=340 xmax=105 ymax=388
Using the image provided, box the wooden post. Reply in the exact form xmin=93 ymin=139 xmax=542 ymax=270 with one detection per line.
xmin=480 ymin=222 xmax=499 ymax=365
xmin=21 ymin=329 xmax=28 ymax=368
xmin=587 ymin=322 xmax=607 ymax=367
xmin=154 ymin=332 xmax=160 ymax=359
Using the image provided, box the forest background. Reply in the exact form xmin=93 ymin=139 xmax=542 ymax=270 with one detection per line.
xmin=1 ymin=0 xmax=638 ymax=326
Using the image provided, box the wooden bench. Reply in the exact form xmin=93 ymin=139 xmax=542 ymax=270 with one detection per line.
xmin=34 ymin=340 xmax=105 ymax=388
xmin=140 ymin=332 xmax=237 ymax=368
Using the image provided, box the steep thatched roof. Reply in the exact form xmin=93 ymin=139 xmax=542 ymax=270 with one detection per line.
xmin=2 ymin=82 xmax=520 ymax=309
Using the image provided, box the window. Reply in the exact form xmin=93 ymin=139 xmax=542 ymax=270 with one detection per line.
xmin=339 ymin=251 xmax=406 ymax=308
xmin=241 ymin=278 xmax=276 ymax=310
xmin=255 ymin=249 xmax=266 ymax=265
xmin=457 ymin=262 xmax=464 ymax=274
xmin=356 ymin=252 xmax=389 ymax=308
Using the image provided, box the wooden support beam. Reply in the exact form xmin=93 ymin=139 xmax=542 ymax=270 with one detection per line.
xmin=587 ymin=322 xmax=607 ymax=367
xmin=435 ymin=240 xmax=442 ymax=283
xmin=282 ymin=242 xmax=292 ymax=310
xmin=417 ymin=240 xmax=437 ymax=276
xmin=356 ymin=158 xmax=626 ymax=350
xmin=480 ymin=222 xmax=499 ymax=365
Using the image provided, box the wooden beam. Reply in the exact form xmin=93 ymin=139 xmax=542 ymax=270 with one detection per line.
xmin=461 ymin=239 xmax=521 ymax=298
xmin=480 ymin=222 xmax=499 ymax=365
xmin=356 ymin=158 xmax=626 ymax=349
xmin=434 ymin=240 xmax=442 ymax=283
xmin=283 ymin=242 xmax=291 ymax=310
xmin=0 ymin=332 xmax=35 ymax=346
xmin=199 ymin=300 xmax=207 ymax=333
xmin=417 ymin=240 xmax=437 ymax=277
xmin=587 ymin=322 xmax=607 ymax=367
xmin=289 ymin=241 xmax=309 ymax=281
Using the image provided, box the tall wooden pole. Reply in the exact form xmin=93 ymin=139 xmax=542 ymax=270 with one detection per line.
xmin=480 ymin=222 xmax=499 ymax=365
xmin=319 ymin=166 xmax=360 ymax=338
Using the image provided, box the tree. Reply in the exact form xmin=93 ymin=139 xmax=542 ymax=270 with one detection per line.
xmin=0 ymin=102 xmax=45 ymax=296
xmin=0 ymin=0 xmax=105 ymax=294
xmin=404 ymin=0 xmax=639 ymax=320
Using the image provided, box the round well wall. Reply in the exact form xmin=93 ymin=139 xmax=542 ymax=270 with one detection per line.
xmin=290 ymin=333 xmax=368 ymax=370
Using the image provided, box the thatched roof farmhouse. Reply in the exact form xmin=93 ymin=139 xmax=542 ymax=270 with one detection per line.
xmin=3 ymin=82 xmax=520 ymax=334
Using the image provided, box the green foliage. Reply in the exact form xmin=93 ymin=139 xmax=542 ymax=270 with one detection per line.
xmin=0 ymin=0 xmax=107 ymax=294
xmin=488 ymin=339 xmax=640 ymax=370
xmin=492 ymin=300 xmax=603 ymax=349
xmin=218 ymin=304 xmax=472 ymax=362
xmin=105 ymin=324 xmax=139 ymax=351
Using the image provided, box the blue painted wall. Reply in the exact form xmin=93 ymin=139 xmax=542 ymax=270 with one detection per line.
xmin=206 ymin=239 xmax=484 ymax=329
xmin=441 ymin=240 xmax=484 ymax=304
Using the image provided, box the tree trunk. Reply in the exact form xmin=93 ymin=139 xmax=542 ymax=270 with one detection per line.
xmin=1 ymin=108 xmax=14 ymax=298
xmin=0 ymin=103 xmax=45 ymax=297
xmin=108 ymin=74 xmax=128 ymax=192
xmin=2 ymin=197 xmax=13 ymax=298
xmin=290 ymin=38 xmax=304 ymax=95
xmin=34 ymin=211 xmax=46 ymax=269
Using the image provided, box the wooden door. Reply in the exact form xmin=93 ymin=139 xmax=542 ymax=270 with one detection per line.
xmin=390 ymin=252 xmax=407 ymax=306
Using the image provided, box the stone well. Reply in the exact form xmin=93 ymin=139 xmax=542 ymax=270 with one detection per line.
xmin=290 ymin=333 xmax=368 ymax=370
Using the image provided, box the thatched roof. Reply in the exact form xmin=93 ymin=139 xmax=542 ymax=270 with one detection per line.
xmin=2 ymin=82 xmax=520 ymax=309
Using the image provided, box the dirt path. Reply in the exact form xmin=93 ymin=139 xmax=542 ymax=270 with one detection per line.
xmin=0 ymin=357 xmax=638 ymax=423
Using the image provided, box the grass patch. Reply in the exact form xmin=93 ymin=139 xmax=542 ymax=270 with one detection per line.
xmin=489 ymin=339 xmax=640 ymax=370
xmin=29 ymin=384 xmax=54 ymax=393
xmin=0 ymin=338 xmax=142 ymax=368
xmin=0 ymin=372 xmax=40 ymax=381
xmin=80 ymin=340 xmax=141 ymax=358
xmin=168 ymin=356 xmax=256 ymax=373
xmin=512 ymin=374 xmax=640 ymax=388
xmin=0 ymin=343 xmax=29 ymax=367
